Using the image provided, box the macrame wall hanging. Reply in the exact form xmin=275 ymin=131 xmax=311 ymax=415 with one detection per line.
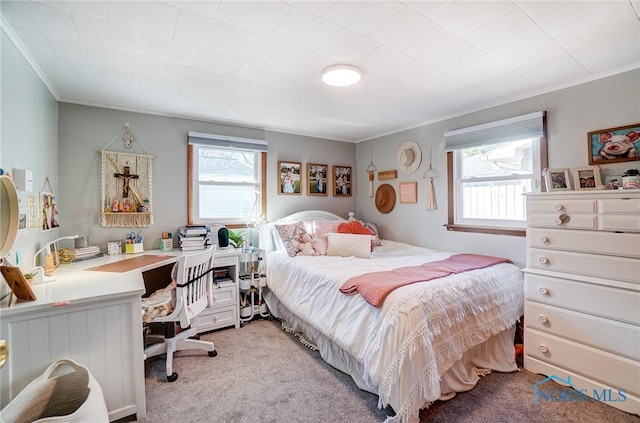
xmin=100 ymin=124 xmax=154 ymax=228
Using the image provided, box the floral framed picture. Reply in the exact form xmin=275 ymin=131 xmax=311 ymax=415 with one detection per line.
xmin=332 ymin=165 xmax=352 ymax=197
xmin=307 ymin=163 xmax=328 ymax=196
xmin=588 ymin=123 xmax=640 ymax=165
xmin=278 ymin=161 xmax=301 ymax=195
xmin=572 ymin=166 xmax=603 ymax=190
xmin=544 ymin=168 xmax=572 ymax=191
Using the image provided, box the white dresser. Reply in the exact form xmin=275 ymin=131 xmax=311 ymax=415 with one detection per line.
xmin=524 ymin=190 xmax=640 ymax=415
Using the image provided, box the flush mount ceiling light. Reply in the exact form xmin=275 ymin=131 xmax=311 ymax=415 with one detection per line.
xmin=321 ymin=64 xmax=362 ymax=87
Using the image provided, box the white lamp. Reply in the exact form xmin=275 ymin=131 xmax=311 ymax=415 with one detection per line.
xmin=321 ymin=64 xmax=362 ymax=87
xmin=32 ymin=235 xmax=78 ymax=283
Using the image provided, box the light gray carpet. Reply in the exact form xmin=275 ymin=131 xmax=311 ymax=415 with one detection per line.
xmin=137 ymin=319 xmax=639 ymax=423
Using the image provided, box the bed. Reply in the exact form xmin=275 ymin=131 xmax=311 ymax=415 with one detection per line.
xmin=260 ymin=210 xmax=524 ymax=423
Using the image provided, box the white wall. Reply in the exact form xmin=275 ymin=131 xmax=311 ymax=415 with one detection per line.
xmin=355 ymin=69 xmax=640 ymax=267
xmin=57 ymin=104 xmax=356 ymax=250
xmin=1 ymin=26 xmax=58 ymax=275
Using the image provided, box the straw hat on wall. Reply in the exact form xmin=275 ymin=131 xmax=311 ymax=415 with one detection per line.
xmin=397 ymin=141 xmax=422 ymax=174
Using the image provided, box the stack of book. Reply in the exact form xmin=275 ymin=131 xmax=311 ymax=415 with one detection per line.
xmin=72 ymin=246 xmax=103 ymax=262
xmin=178 ymin=225 xmax=208 ymax=251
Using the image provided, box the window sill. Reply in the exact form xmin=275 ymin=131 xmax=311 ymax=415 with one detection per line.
xmin=444 ymin=224 xmax=525 ymax=237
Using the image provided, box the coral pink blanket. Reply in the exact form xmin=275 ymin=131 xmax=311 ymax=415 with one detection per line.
xmin=339 ymin=253 xmax=512 ymax=307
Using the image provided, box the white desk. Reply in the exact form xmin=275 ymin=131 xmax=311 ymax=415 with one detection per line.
xmin=0 ymin=248 xmax=241 ymax=421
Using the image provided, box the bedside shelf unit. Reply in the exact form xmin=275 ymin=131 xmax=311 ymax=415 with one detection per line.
xmin=194 ymin=251 xmax=240 ymax=333
xmin=523 ymin=190 xmax=640 ymax=416
xmin=238 ymin=249 xmax=270 ymax=323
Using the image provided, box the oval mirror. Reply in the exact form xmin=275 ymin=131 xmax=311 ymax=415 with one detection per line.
xmin=0 ymin=175 xmax=19 ymax=258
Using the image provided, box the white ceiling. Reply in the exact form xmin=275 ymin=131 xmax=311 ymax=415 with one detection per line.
xmin=2 ymin=1 xmax=639 ymax=142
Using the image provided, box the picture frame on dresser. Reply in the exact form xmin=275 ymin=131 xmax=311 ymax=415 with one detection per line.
xmin=572 ymin=166 xmax=603 ymax=190
xmin=588 ymin=123 xmax=640 ymax=165
xmin=544 ymin=168 xmax=572 ymax=191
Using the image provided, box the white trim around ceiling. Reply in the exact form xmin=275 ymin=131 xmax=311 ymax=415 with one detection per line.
xmin=1 ymin=14 xmax=60 ymax=101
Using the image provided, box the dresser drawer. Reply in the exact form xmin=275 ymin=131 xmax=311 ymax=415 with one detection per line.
xmin=599 ymin=215 xmax=640 ymax=233
xmin=525 ymin=329 xmax=640 ymax=397
xmin=528 ymin=213 xmax=596 ymax=230
xmin=527 ymin=228 xmax=640 ymax=258
xmin=207 ymin=284 xmax=237 ymax=308
xmin=599 ymin=197 xmax=640 ymax=214
xmin=196 ymin=305 xmax=238 ymax=331
xmin=525 ymin=302 xmax=640 ymax=360
xmin=527 ymin=248 xmax=640 ymax=283
xmin=528 ymin=199 xmax=597 ymax=213
xmin=524 ymin=274 xmax=640 ymax=324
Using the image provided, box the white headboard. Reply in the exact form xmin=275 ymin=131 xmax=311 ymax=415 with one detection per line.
xmin=258 ymin=210 xmax=354 ymax=256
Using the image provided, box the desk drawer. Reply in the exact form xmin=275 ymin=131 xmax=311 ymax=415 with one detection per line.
xmin=599 ymin=215 xmax=640 ymax=233
xmin=525 ymin=302 xmax=640 ymax=360
xmin=599 ymin=197 xmax=640 ymax=214
xmin=527 ymin=228 xmax=640 ymax=258
xmin=525 ymin=329 xmax=640 ymax=397
xmin=527 ymin=248 xmax=640 ymax=283
xmin=208 ymin=284 xmax=237 ymax=308
xmin=524 ymin=274 xmax=639 ymax=324
xmin=528 ymin=213 xmax=596 ymax=230
xmin=528 ymin=199 xmax=596 ymax=213
xmin=196 ymin=305 xmax=237 ymax=332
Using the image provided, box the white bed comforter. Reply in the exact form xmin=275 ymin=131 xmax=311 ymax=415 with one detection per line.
xmin=265 ymin=240 xmax=524 ymax=423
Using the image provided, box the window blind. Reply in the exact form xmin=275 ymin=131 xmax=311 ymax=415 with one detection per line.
xmin=444 ymin=111 xmax=545 ymax=151
xmin=187 ymin=131 xmax=268 ymax=151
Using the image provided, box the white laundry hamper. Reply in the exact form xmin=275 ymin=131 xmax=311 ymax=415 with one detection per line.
xmin=0 ymin=359 xmax=109 ymax=423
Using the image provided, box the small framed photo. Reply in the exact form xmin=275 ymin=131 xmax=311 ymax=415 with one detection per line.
xmin=544 ymin=168 xmax=572 ymax=191
xmin=399 ymin=182 xmax=417 ymax=203
xmin=588 ymin=123 xmax=640 ymax=165
xmin=333 ymin=165 xmax=352 ymax=197
xmin=307 ymin=163 xmax=328 ymax=196
xmin=278 ymin=161 xmax=301 ymax=195
xmin=41 ymin=191 xmax=60 ymax=231
xmin=572 ymin=166 xmax=603 ymax=190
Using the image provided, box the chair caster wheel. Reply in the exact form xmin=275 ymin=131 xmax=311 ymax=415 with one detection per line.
xmin=190 ymin=334 xmax=200 ymax=340
xmin=167 ymin=373 xmax=178 ymax=382
xmin=208 ymin=350 xmax=218 ymax=357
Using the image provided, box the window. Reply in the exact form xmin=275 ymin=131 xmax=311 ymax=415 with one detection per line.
xmin=188 ymin=132 xmax=267 ymax=227
xmin=446 ymin=112 xmax=548 ymax=236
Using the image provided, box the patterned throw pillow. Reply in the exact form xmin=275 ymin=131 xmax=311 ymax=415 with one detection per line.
xmin=274 ymin=222 xmax=309 ymax=257
xmin=361 ymin=222 xmax=382 ymax=247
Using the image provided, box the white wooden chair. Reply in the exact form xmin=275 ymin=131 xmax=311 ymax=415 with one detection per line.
xmin=144 ymin=246 xmax=217 ymax=382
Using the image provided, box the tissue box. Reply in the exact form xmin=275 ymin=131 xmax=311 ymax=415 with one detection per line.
xmin=125 ymin=243 xmax=144 ymax=254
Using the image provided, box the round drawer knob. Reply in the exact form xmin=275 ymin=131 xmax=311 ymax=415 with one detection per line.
xmin=554 ymin=204 xmax=564 ymax=211
xmin=538 ymin=315 xmax=548 ymax=324
xmin=539 ymin=344 xmax=549 ymax=353
xmin=539 ymin=257 xmax=549 ymax=265
xmin=540 ymin=236 xmax=549 ymax=244
xmin=539 ymin=287 xmax=549 ymax=296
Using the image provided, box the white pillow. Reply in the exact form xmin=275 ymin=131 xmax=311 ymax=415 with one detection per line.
xmin=326 ymin=233 xmax=372 ymax=259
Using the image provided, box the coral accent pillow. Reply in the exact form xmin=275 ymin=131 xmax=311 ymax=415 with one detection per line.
xmin=326 ymin=234 xmax=372 ymax=259
xmin=337 ymin=221 xmax=373 ymax=236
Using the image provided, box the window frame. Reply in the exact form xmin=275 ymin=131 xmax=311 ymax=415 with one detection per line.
xmin=187 ymin=144 xmax=267 ymax=229
xmin=446 ymin=117 xmax=548 ymax=237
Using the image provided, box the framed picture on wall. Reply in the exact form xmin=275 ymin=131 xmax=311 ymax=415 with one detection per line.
xmin=399 ymin=182 xmax=418 ymax=203
xmin=544 ymin=168 xmax=572 ymax=191
xmin=278 ymin=161 xmax=302 ymax=195
xmin=307 ymin=163 xmax=328 ymax=196
xmin=588 ymin=123 xmax=640 ymax=165
xmin=572 ymin=166 xmax=603 ymax=190
xmin=41 ymin=191 xmax=60 ymax=231
xmin=332 ymin=165 xmax=352 ymax=197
